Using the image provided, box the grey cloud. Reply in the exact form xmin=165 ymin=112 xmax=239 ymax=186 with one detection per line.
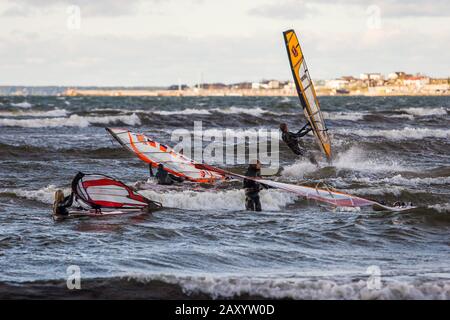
xmin=248 ymin=0 xmax=316 ymax=20
xmin=1 ymin=28 xmax=448 ymax=86
xmin=2 ymin=0 xmax=148 ymax=17
xmin=249 ymin=0 xmax=450 ymax=19
xmin=377 ymin=0 xmax=450 ymax=17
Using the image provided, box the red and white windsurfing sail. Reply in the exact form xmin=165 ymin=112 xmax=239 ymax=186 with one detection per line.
xmin=72 ymin=172 xmax=158 ymax=209
xmin=106 ymin=128 xmax=225 ymax=183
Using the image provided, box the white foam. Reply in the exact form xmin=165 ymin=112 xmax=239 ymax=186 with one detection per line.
xmin=10 ymin=101 xmax=32 ymax=108
xmin=401 ymin=107 xmax=448 ymax=117
xmin=2 ymin=185 xmax=71 ymax=204
xmin=140 ymin=188 xmax=297 ymax=211
xmin=337 ymin=127 xmax=450 ymax=140
xmin=282 ymin=147 xmax=407 ymax=175
xmin=354 ymin=175 xmax=450 ymax=187
xmin=429 ymin=203 xmax=450 ymax=213
xmin=0 ymin=113 xmax=141 ymax=128
xmin=201 ymin=128 xmax=280 ymax=140
xmin=350 ymin=186 xmax=405 ymax=196
xmin=323 ymin=111 xmax=365 ymax=121
xmin=152 ymin=108 xmax=211 ymax=115
xmin=0 ymin=109 xmax=68 ymax=117
xmin=129 ymin=274 xmax=450 ymax=300
xmin=149 ymin=106 xmax=271 ymax=116
xmin=214 ymin=106 xmax=270 ymax=116
xmin=281 ymin=160 xmax=318 ymax=179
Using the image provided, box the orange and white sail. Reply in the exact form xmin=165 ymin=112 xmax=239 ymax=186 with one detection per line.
xmin=106 ymin=128 xmax=225 ymax=183
xmin=283 ymin=29 xmax=332 ymax=160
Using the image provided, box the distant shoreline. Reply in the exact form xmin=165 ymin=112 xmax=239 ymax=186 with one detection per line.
xmin=62 ymin=88 xmax=450 ymax=97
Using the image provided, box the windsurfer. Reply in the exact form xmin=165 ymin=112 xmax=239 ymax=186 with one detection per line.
xmin=53 ymin=190 xmax=74 ymax=216
xmin=280 ymin=122 xmax=312 ymax=156
xmin=155 ymin=164 xmax=184 ymax=185
xmin=243 ymin=161 xmax=263 ymax=211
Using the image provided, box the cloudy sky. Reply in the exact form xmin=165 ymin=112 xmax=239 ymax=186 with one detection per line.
xmin=0 ymin=0 xmax=449 ymax=86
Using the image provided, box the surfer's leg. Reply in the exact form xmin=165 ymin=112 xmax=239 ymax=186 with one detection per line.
xmin=294 ymin=144 xmax=304 ymax=156
xmin=254 ymin=195 xmax=262 ymax=212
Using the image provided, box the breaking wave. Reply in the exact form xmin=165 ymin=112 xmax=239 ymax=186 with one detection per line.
xmin=214 ymin=106 xmax=270 ymax=116
xmin=1 ymin=185 xmax=71 ymax=204
xmin=10 ymin=101 xmax=32 ymax=108
xmin=140 ymin=188 xmax=297 ymax=211
xmin=128 ymin=274 xmax=450 ymax=300
xmin=152 ymin=108 xmax=211 ymax=115
xmin=323 ymin=111 xmax=365 ymax=121
xmin=149 ymin=106 xmax=271 ymax=116
xmin=200 ymin=128 xmax=280 ymax=139
xmin=281 ymin=160 xmax=318 ymax=178
xmin=337 ymin=127 xmax=450 ymax=140
xmin=349 ymin=186 xmax=407 ymax=197
xmin=0 ymin=113 xmax=141 ymax=128
xmin=428 ymin=203 xmax=450 ymax=214
xmin=0 ymin=109 xmax=68 ymax=117
xmin=400 ymin=107 xmax=448 ymax=117
xmin=282 ymin=147 xmax=408 ymax=177
xmin=352 ymin=175 xmax=450 ymax=187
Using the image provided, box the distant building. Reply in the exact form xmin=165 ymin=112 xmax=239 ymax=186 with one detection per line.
xmin=231 ymin=82 xmax=252 ymax=89
xmin=267 ymin=80 xmax=280 ymax=89
xmin=168 ymin=84 xmax=189 ymax=90
xmin=403 ymin=76 xmax=430 ymax=87
xmin=360 ymin=73 xmax=384 ymax=81
xmin=201 ymin=83 xmax=227 ymax=90
xmin=251 ymin=82 xmax=261 ymax=90
xmin=326 ymin=79 xmax=349 ymax=89
xmin=283 ymin=81 xmax=296 ymax=90
xmin=341 ymin=76 xmax=357 ymax=82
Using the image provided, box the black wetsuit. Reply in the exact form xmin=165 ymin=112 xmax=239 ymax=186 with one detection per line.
xmin=281 ymin=123 xmax=312 ymax=156
xmin=155 ymin=167 xmax=183 ymax=185
xmin=243 ymin=167 xmax=262 ymax=212
xmin=54 ymin=193 xmax=74 ymax=216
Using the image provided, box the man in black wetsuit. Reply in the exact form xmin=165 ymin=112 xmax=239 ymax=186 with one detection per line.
xmin=279 ymin=122 xmax=312 ymax=156
xmin=243 ymin=161 xmax=263 ymax=211
xmin=155 ymin=164 xmax=184 ymax=185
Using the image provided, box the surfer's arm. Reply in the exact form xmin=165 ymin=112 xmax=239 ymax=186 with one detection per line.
xmin=149 ymin=164 xmax=154 ymax=177
xmin=62 ymin=193 xmax=74 ymax=208
xmin=294 ymin=123 xmax=312 ymax=137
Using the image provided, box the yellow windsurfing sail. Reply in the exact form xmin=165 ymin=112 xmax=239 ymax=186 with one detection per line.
xmin=283 ymin=29 xmax=331 ymax=159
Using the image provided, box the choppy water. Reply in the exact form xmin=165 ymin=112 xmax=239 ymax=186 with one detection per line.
xmin=0 ymin=95 xmax=449 ymax=299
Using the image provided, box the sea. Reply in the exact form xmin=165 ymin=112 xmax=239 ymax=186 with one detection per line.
xmin=0 ymin=95 xmax=449 ymax=299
